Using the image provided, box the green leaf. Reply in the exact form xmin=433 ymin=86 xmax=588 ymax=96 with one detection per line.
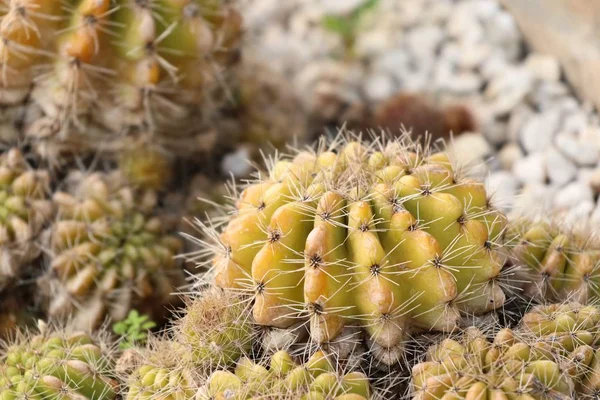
xmin=322 ymin=15 xmax=352 ymax=38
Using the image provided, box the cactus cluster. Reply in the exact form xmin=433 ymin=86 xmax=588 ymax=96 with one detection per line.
xmin=39 ymin=170 xmax=184 ymax=330
xmin=200 ymin=349 xmax=371 ymax=400
xmin=508 ymin=219 xmax=600 ymax=303
xmin=412 ymin=302 xmax=600 ymax=399
xmin=201 ymin=133 xmax=508 ymax=364
xmin=0 ymin=322 xmax=117 ymax=400
xmin=0 ymin=148 xmax=52 ymax=291
xmin=0 ymin=0 xmax=241 ymax=158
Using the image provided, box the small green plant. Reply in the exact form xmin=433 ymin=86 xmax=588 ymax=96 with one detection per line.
xmin=113 ymin=310 xmax=157 ymax=350
xmin=322 ymin=0 xmax=380 ymax=59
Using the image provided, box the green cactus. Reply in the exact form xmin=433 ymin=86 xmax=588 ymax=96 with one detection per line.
xmin=39 ymin=170 xmax=185 ymax=330
xmin=0 ymin=321 xmax=118 ymax=400
xmin=198 ymin=349 xmax=371 ymax=400
xmin=508 ymin=218 xmax=600 ymax=303
xmin=200 ymin=133 xmax=508 ymax=364
xmin=0 ymin=148 xmax=53 ymax=290
xmin=174 ymin=288 xmax=255 ymax=370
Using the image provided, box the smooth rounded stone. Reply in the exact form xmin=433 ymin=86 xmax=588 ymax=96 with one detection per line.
xmin=447 ymin=3 xmax=484 ymax=43
xmin=482 ymin=120 xmax=508 ymax=146
xmin=373 ymin=49 xmax=412 ymax=80
xmin=553 ymin=181 xmax=594 ymax=210
xmin=545 ymin=147 xmax=577 ymax=186
xmin=457 ymin=42 xmax=492 ymax=70
xmin=526 ymin=81 xmax=570 ymax=109
xmin=424 ymin=0 xmax=453 ymax=24
xmin=473 ymin=0 xmax=500 ymax=19
xmin=561 ymin=111 xmax=589 ymax=135
xmin=406 ymin=25 xmax=445 ymax=60
xmin=485 ymin=67 xmax=533 ymax=116
xmin=242 ymin=0 xmax=298 ymax=27
xmin=563 ymin=200 xmax=595 ymax=226
xmin=512 ymin=152 xmax=546 ymax=184
xmin=519 ymin=110 xmax=561 ymax=153
xmin=485 ymin=171 xmax=519 ymax=212
xmin=321 ymin=0 xmax=369 ymax=14
xmin=364 ymin=74 xmax=396 ymax=102
xmin=579 ymin=125 xmax=600 ymax=145
xmin=577 ymin=168 xmax=600 ymax=194
xmin=555 ymin=133 xmax=599 ymax=166
xmin=442 ymin=72 xmax=482 ymax=95
xmin=354 ymin=29 xmax=400 ymax=59
xmin=524 ymin=53 xmax=561 ymax=82
xmin=485 ymin=11 xmax=521 ymax=60
xmin=507 ymin=104 xmax=534 ymax=142
xmin=448 ymin=132 xmax=492 ymax=169
xmin=480 ymin=51 xmax=509 ymax=80
xmin=221 ymin=146 xmax=253 ymax=178
xmin=498 ymin=142 xmax=523 ymax=170
xmin=512 ymin=183 xmax=557 ymax=215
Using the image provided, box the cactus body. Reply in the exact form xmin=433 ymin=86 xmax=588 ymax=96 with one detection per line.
xmin=200 ymin=350 xmax=370 ymax=400
xmin=0 ymin=148 xmax=52 ymax=290
xmin=39 ymin=170 xmax=184 ymax=330
xmin=0 ymin=323 xmax=117 ymax=400
xmin=202 ymin=134 xmax=508 ymax=364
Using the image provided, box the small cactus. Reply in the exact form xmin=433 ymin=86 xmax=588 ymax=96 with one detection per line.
xmin=39 ymin=170 xmax=184 ymax=330
xmin=0 ymin=148 xmax=53 ymax=290
xmin=0 ymin=321 xmax=118 ymax=400
xmin=174 ymin=288 xmax=255 ymax=370
xmin=508 ymin=218 xmax=600 ymax=303
xmin=198 ymin=132 xmax=508 ymax=364
xmin=199 ymin=349 xmax=371 ymax=399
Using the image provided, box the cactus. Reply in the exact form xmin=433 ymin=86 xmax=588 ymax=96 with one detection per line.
xmin=508 ymin=218 xmax=600 ymax=303
xmin=39 ymin=170 xmax=185 ymax=330
xmin=196 ymin=132 xmax=508 ymax=365
xmin=0 ymin=148 xmax=53 ymax=291
xmin=122 ymin=339 xmax=200 ymax=400
xmin=174 ymin=287 xmax=255 ymax=370
xmin=0 ymin=321 xmax=118 ymax=400
xmin=199 ymin=349 xmax=371 ymax=399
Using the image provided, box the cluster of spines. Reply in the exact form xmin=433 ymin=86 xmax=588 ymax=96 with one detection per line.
xmin=196 ymin=133 xmax=509 ymax=365
xmin=40 ymin=170 xmax=184 ymax=330
xmin=508 ymin=217 xmax=600 ymax=304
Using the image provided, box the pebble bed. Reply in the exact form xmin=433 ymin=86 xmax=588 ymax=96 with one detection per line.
xmin=240 ymin=0 xmax=600 ymax=225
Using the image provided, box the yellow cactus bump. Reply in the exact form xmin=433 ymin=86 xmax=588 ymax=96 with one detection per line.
xmin=200 ymin=133 xmax=509 ymax=365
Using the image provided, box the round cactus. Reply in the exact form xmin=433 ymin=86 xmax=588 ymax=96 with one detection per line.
xmin=0 ymin=321 xmax=118 ymax=400
xmin=122 ymin=339 xmax=200 ymax=400
xmin=197 ymin=133 xmax=508 ymax=364
xmin=508 ymin=218 xmax=600 ymax=303
xmin=39 ymin=170 xmax=184 ymax=330
xmin=174 ymin=288 xmax=255 ymax=370
xmin=199 ymin=349 xmax=371 ymax=400
xmin=0 ymin=148 xmax=53 ymax=290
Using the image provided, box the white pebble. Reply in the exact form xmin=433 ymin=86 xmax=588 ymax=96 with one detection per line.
xmin=485 ymin=171 xmax=519 ymax=212
xmin=512 ymin=152 xmax=546 ymax=184
xmin=524 ymin=53 xmax=561 ymax=82
xmin=545 ymin=147 xmax=577 ymax=186
xmin=519 ymin=111 xmax=561 ymax=153
xmin=555 ymin=133 xmax=599 ymax=166
xmin=554 ymin=181 xmax=594 ymax=210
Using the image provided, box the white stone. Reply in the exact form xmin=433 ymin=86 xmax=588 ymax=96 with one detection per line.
xmin=512 ymin=183 xmax=556 ymax=215
xmin=364 ymin=74 xmax=395 ymax=102
xmin=507 ymin=104 xmax=534 ymax=142
xmin=564 ymin=200 xmax=595 ymax=226
xmin=448 ymin=133 xmax=492 ymax=168
xmin=561 ymin=111 xmax=588 ymax=135
xmin=457 ymin=43 xmax=492 ymax=69
xmin=485 ymin=67 xmax=533 ymax=116
xmin=519 ymin=111 xmax=561 ymax=153
xmin=512 ymin=152 xmax=546 ymax=184
xmin=485 ymin=171 xmax=519 ymax=212
xmin=373 ymin=49 xmax=411 ymax=80
xmin=321 ymin=0 xmax=369 ymax=15
xmin=577 ymin=168 xmax=600 ymax=194
xmin=443 ymin=72 xmax=482 ymax=94
xmin=480 ymin=51 xmax=508 ymax=80
xmin=524 ymin=53 xmax=561 ymax=82
xmin=554 ymin=181 xmax=594 ymax=210
xmin=555 ymin=133 xmax=599 ymax=166
xmin=545 ymin=147 xmax=577 ymax=186
xmin=498 ymin=142 xmax=523 ymax=170
xmin=406 ymin=25 xmax=444 ymax=60
xmin=447 ymin=5 xmax=483 ymax=43
xmin=221 ymin=147 xmax=253 ymax=178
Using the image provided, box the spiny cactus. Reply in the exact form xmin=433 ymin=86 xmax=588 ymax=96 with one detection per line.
xmin=122 ymin=339 xmax=200 ymax=400
xmin=195 ymin=132 xmax=509 ymax=365
xmin=0 ymin=321 xmax=118 ymax=400
xmin=39 ymin=170 xmax=184 ymax=330
xmin=0 ymin=148 xmax=52 ymax=290
xmin=0 ymin=0 xmax=241 ymax=159
xmin=508 ymin=218 xmax=600 ymax=303
xmin=199 ymin=349 xmax=371 ymax=399
xmin=173 ymin=288 xmax=255 ymax=370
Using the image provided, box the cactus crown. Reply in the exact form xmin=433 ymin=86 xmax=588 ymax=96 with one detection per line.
xmin=192 ymin=131 xmax=509 ymax=365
